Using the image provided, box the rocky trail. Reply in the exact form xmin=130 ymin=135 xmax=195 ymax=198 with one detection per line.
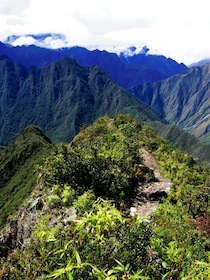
xmin=131 ymin=148 xmax=172 ymax=219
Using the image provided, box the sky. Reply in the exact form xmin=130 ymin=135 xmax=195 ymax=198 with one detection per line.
xmin=0 ymin=0 xmax=210 ymax=65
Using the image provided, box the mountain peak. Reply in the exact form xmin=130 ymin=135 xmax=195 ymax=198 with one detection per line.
xmin=3 ymin=33 xmax=68 ymax=49
xmin=17 ymin=125 xmax=52 ymax=144
xmin=119 ymin=45 xmax=150 ymax=57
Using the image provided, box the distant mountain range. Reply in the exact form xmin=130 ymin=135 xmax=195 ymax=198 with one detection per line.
xmin=188 ymin=58 xmax=210 ymax=68
xmin=0 ymin=55 xmax=165 ymax=146
xmin=0 ymin=54 xmax=209 ymax=165
xmin=130 ymin=63 xmax=210 ymax=143
xmin=0 ymin=39 xmax=187 ymax=89
xmin=0 ymin=35 xmax=209 ymax=157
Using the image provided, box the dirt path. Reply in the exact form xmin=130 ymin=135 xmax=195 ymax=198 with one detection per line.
xmin=131 ymin=148 xmax=172 ymax=219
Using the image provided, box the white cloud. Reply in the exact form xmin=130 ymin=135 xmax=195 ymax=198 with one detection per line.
xmin=10 ymin=35 xmax=36 ymax=46
xmin=0 ymin=0 xmax=210 ymax=64
xmin=0 ymin=0 xmax=30 ymax=15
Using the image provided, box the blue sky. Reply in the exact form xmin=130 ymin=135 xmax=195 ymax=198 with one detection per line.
xmin=1 ymin=0 xmax=210 ymax=65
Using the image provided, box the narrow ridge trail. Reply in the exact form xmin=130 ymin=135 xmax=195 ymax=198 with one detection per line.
xmin=131 ymin=148 xmax=172 ymax=219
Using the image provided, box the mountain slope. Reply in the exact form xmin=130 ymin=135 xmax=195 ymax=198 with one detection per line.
xmin=150 ymin=121 xmax=210 ymax=164
xmin=1 ymin=115 xmax=210 ymax=279
xmin=130 ymin=63 xmax=210 ymax=142
xmin=0 ymin=41 xmax=187 ymax=89
xmin=0 ymin=55 xmax=166 ymax=146
xmin=119 ymin=46 xmax=187 ymax=77
xmin=0 ymin=55 xmax=209 ymax=164
xmin=0 ymin=125 xmax=52 ymax=227
xmin=189 ymin=58 xmax=210 ymax=67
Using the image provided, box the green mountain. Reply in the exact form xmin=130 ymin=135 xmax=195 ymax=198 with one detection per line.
xmin=130 ymin=63 xmax=210 ymax=143
xmin=1 ymin=55 xmax=210 ymax=164
xmin=0 ymin=125 xmax=52 ymax=227
xmin=0 ymin=55 xmax=165 ymax=146
xmin=1 ymin=115 xmax=210 ymax=279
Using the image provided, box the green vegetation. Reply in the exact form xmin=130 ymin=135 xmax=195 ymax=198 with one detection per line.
xmin=1 ymin=55 xmax=209 ymax=166
xmin=1 ymin=115 xmax=210 ymax=279
xmin=0 ymin=126 xmax=52 ymax=228
xmin=150 ymin=121 xmax=210 ymax=165
xmin=0 ymin=55 xmax=164 ymax=146
xmin=38 ymin=115 xmax=149 ymax=206
xmin=139 ymin=124 xmax=210 ymax=278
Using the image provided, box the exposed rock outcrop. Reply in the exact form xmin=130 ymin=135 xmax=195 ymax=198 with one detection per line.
xmin=0 ymin=185 xmax=76 ymax=257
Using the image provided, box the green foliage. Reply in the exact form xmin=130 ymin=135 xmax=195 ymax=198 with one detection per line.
xmin=0 ymin=126 xmax=52 ymax=228
xmin=182 ymin=261 xmax=210 ymax=279
xmin=73 ymin=199 xmax=124 ymax=240
xmin=38 ymin=116 xmax=145 ymax=206
xmin=73 ymin=190 xmax=95 ymax=216
xmin=140 ymin=125 xmax=210 ymax=278
xmin=1 ymin=199 xmax=152 ymax=279
xmin=1 ymin=114 xmax=210 ymax=279
xmin=46 ymin=184 xmax=75 ymax=208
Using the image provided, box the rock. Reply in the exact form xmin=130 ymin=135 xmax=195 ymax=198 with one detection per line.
xmin=130 ymin=207 xmax=137 ymax=216
xmin=148 ymin=190 xmax=168 ymax=201
xmin=62 ymin=208 xmax=77 ymax=224
xmin=29 ymin=197 xmax=43 ymax=211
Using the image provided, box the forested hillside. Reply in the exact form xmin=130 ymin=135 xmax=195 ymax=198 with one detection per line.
xmin=0 ymin=55 xmax=165 ymax=146
xmin=1 ymin=115 xmax=210 ymax=279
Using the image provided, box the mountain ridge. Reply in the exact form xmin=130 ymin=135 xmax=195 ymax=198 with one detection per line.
xmin=0 ymin=55 xmax=210 ymax=164
xmin=0 ymin=55 xmax=166 ymax=146
xmin=130 ymin=63 xmax=210 ymax=142
xmin=1 ymin=115 xmax=210 ymax=279
xmin=0 ymin=40 xmax=188 ymax=89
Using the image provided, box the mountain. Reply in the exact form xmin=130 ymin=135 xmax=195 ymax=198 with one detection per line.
xmin=0 ymin=125 xmax=52 ymax=227
xmin=119 ymin=45 xmax=187 ymax=78
xmin=0 ymin=55 xmax=166 ymax=146
xmin=130 ymin=63 xmax=210 ymax=143
xmin=0 ymin=40 xmax=187 ymax=89
xmin=149 ymin=121 xmax=210 ymax=164
xmin=1 ymin=115 xmax=210 ymax=279
xmin=188 ymin=58 xmax=210 ymax=67
xmin=0 ymin=55 xmax=209 ymax=163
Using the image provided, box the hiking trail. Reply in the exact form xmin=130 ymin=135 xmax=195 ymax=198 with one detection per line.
xmin=131 ymin=148 xmax=172 ymax=219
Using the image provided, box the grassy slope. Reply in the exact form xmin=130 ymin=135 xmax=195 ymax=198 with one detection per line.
xmin=0 ymin=126 xmax=53 ymax=228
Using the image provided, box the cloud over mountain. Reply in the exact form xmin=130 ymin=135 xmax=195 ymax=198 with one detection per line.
xmin=1 ymin=0 xmax=210 ymax=64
